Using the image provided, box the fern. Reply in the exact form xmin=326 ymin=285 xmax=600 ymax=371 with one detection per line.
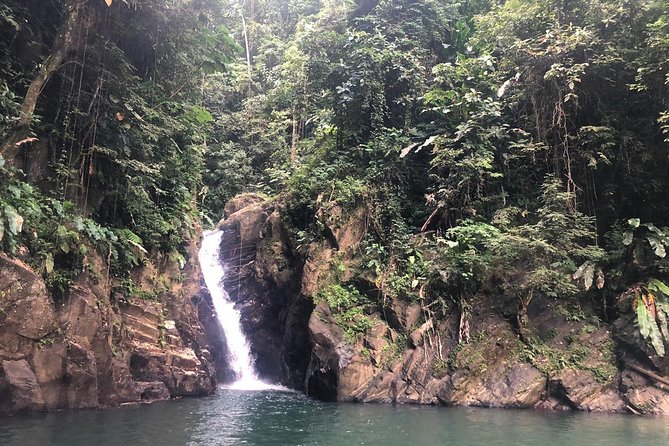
xmin=117 ymin=229 xmax=148 ymax=262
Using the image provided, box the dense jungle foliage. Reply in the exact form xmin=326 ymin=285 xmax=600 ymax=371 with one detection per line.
xmin=1 ymin=0 xmax=668 ymax=353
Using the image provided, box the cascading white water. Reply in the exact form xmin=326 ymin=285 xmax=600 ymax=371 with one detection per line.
xmin=198 ymin=230 xmax=278 ymax=391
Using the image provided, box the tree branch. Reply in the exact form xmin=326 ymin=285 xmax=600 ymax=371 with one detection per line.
xmin=1 ymin=0 xmax=94 ymax=167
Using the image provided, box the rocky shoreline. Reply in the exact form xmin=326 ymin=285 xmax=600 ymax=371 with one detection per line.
xmin=219 ymin=194 xmax=669 ymax=416
xmin=2 ymin=194 xmax=668 ymax=417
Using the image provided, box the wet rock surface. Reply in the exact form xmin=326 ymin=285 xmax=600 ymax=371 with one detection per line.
xmin=216 ymin=194 xmax=313 ymax=388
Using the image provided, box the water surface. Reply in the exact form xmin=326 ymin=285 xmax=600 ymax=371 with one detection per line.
xmin=1 ymin=390 xmax=667 ymax=446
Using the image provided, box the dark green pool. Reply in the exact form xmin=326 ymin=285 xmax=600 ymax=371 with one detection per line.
xmin=1 ymin=389 xmax=667 ymax=445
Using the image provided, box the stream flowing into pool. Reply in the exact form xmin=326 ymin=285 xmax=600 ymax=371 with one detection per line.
xmin=1 ymin=389 xmax=668 ymax=446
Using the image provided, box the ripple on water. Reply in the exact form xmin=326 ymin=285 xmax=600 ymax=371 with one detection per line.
xmin=1 ymin=391 xmax=669 ymax=446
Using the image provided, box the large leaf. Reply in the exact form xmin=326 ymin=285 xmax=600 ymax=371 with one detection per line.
xmin=573 ymin=261 xmax=596 ymax=290
xmin=644 ymin=223 xmax=665 ymax=237
xmin=637 ymin=301 xmax=651 ymax=338
xmin=622 ymin=231 xmax=633 ymax=246
xmin=4 ymin=205 xmax=23 ymax=235
xmin=45 ymin=253 xmax=54 ymax=274
xmin=195 ymin=108 xmax=213 ymax=124
xmin=650 ymin=329 xmax=666 ymax=357
xmin=73 ymin=216 xmax=85 ymax=232
xmin=649 ymin=279 xmax=669 ymax=297
xmin=596 ymin=268 xmax=605 ymax=289
xmin=573 ymin=261 xmax=588 ymax=280
xmin=656 ymin=301 xmax=669 ymax=345
xmin=127 ymin=238 xmax=148 ymax=254
xmin=636 ymin=298 xmax=666 ymax=357
xmin=646 ymin=236 xmax=666 ymax=258
xmin=583 ymin=263 xmax=595 ymax=291
xmin=119 ymin=229 xmax=147 ymax=254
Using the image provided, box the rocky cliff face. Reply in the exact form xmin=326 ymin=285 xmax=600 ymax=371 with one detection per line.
xmin=0 ymin=235 xmax=217 ymax=415
xmin=218 ymin=195 xmax=669 ymax=416
xmin=215 ymin=194 xmax=313 ymax=388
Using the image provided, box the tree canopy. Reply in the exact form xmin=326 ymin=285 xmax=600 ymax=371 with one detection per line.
xmin=1 ymin=0 xmax=669 ymax=354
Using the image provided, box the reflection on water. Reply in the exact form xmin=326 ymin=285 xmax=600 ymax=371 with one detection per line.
xmin=1 ymin=389 xmax=668 ymax=446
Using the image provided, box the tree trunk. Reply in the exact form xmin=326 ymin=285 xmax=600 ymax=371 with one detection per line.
xmin=1 ymin=0 xmax=92 ymax=168
xmin=291 ymin=109 xmax=298 ymax=167
xmin=517 ymin=291 xmax=537 ymax=342
xmin=458 ymin=297 xmax=470 ymax=344
xmin=240 ymin=11 xmax=252 ymax=93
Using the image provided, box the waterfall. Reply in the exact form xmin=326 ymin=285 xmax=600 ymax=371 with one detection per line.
xmin=198 ymin=230 xmax=277 ymax=391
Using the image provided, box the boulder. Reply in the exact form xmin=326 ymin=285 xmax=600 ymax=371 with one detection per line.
xmin=0 ymin=254 xmax=57 ymax=356
xmin=213 ymin=199 xmax=313 ymax=388
xmin=136 ymin=381 xmax=171 ymax=402
xmin=305 ymin=303 xmax=353 ymax=401
xmin=620 ymin=368 xmax=669 ymax=415
xmin=549 ymin=368 xmax=625 ymax=412
xmin=223 ymin=193 xmax=266 ymax=219
xmin=0 ymin=359 xmax=46 ymax=413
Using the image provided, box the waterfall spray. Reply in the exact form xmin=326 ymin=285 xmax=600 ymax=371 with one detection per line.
xmin=198 ymin=230 xmax=279 ymax=391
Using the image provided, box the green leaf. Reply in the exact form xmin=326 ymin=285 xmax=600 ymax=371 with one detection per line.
xmin=0 ymin=222 xmax=4 ymax=241
xmin=74 ymin=216 xmax=85 ymax=232
xmin=56 ymin=225 xmax=69 ymax=238
xmin=126 ymin=238 xmax=147 ymax=254
xmin=651 ymin=327 xmax=666 ymax=357
xmin=649 ymin=279 xmax=669 ymax=297
xmin=4 ymin=206 xmax=24 ymax=235
xmin=169 ymin=251 xmax=186 ymax=269
xmin=6 ymin=184 xmax=21 ymax=198
xmin=637 ymin=301 xmax=651 ymax=338
xmin=622 ymin=231 xmax=633 ymax=246
xmin=636 ymin=298 xmax=666 ymax=357
xmin=656 ymin=301 xmax=669 ymax=344
xmin=583 ymin=263 xmax=595 ymax=291
xmin=646 ymin=236 xmax=666 ymax=258
xmin=195 ymin=108 xmax=213 ymax=124
xmin=628 ymin=218 xmax=641 ymax=229
xmin=62 ymin=201 xmax=75 ymax=212
xmin=45 ymin=253 xmax=54 ymax=274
